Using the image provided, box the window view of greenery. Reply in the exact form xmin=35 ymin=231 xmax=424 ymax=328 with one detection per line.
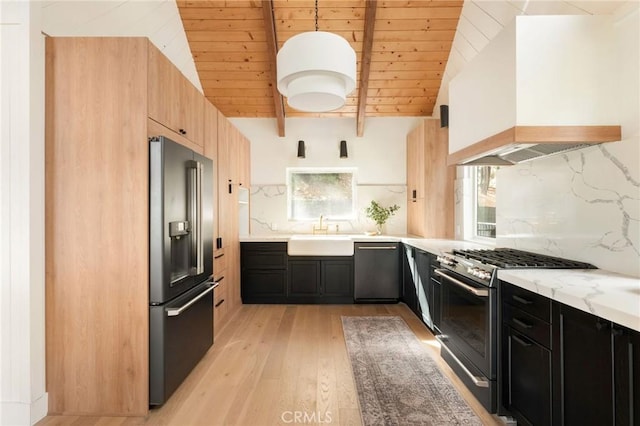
xmin=289 ymin=171 xmax=355 ymax=220
xmin=476 ymin=166 xmax=497 ymax=238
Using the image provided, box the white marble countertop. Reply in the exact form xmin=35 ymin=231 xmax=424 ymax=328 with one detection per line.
xmin=239 ymin=234 xmax=491 ymax=252
xmin=240 ymin=234 xmax=404 ymax=243
xmin=238 ymin=234 xmax=640 ymax=331
xmin=499 ymin=269 xmax=640 ymax=333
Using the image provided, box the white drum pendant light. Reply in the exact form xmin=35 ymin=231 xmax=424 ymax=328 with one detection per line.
xmin=276 ymin=1 xmax=356 ymax=112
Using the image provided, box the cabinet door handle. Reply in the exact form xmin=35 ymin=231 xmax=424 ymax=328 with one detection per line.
xmin=512 ymin=295 xmax=532 ymax=305
xmin=179 ymin=128 xmax=187 ymax=135
xmin=215 ymin=298 xmax=225 ymax=308
xmin=513 ymin=318 xmax=533 ymax=329
xmin=595 ymin=319 xmax=610 ymax=331
xmin=512 ymin=334 xmax=532 ymax=347
xmin=611 ymin=326 xmax=624 ymax=337
xmin=412 ymin=190 xmax=417 ymax=198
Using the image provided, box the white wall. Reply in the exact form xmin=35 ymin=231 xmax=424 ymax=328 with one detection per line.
xmin=41 ymin=0 xmax=202 ymax=92
xmin=0 ymin=2 xmax=47 ymax=425
xmin=0 ymin=3 xmax=202 ymax=424
xmin=434 ymin=0 xmax=628 ymax=114
xmin=230 ymin=117 xmax=421 ymax=234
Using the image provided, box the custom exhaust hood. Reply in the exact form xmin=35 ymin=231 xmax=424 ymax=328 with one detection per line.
xmin=449 ymin=125 xmax=622 ymax=166
xmin=447 ymin=15 xmax=622 ymax=166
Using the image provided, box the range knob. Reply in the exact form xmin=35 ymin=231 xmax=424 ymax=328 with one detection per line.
xmin=477 ymin=270 xmax=492 ymax=280
xmin=466 ymin=267 xmax=491 ymax=280
xmin=437 ymin=255 xmax=457 ymax=266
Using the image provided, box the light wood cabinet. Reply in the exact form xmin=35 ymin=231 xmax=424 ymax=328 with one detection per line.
xmin=212 ymin=112 xmax=251 ymax=334
xmin=238 ymin=132 xmax=251 ymax=188
xmin=406 ymin=119 xmax=454 ymax=238
xmin=46 ymin=37 xmax=150 ymax=416
xmin=148 ymin=44 xmax=204 ymax=147
xmin=216 ymin=112 xmax=234 ymax=257
xmin=407 ymin=198 xmax=426 ymax=237
xmin=45 ymin=37 xmax=249 ymax=416
xmin=406 ymin=123 xmax=425 ymax=200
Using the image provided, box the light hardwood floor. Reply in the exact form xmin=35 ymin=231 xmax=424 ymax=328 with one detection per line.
xmin=38 ymin=304 xmax=501 ymax=426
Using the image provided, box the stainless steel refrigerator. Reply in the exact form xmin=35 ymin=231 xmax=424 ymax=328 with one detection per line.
xmin=149 ymin=136 xmax=214 ymax=406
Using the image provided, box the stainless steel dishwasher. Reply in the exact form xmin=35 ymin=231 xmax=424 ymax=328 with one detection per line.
xmin=354 ymin=241 xmax=401 ymax=301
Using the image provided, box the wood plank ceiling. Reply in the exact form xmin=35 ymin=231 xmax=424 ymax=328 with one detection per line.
xmin=178 ymin=0 xmax=463 ymax=135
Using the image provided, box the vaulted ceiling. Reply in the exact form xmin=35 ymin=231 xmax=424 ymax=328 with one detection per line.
xmin=41 ymin=0 xmax=630 ymax=137
xmin=177 ymin=0 xmax=464 ymax=135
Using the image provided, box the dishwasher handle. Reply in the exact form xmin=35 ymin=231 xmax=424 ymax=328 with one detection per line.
xmin=357 ymin=246 xmax=397 ymax=250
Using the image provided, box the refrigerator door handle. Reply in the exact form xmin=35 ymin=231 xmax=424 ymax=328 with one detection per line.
xmin=188 ymin=160 xmax=204 ymax=275
xmin=166 ymin=283 xmax=214 ymax=317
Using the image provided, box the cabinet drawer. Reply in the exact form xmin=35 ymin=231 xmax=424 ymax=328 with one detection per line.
xmin=214 ymin=278 xmax=228 ymax=329
xmin=503 ymin=326 xmax=552 ymax=426
xmin=214 ymin=252 xmax=227 ymax=274
xmin=242 ymin=251 xmax=287 ymax=270
xmin=214 ymin=277 xmax=227 ymax=306
xmin=501 ymin=281 xmax=550 ymax=322
xmin=241 ymin=242 xmax=287 ymax=252
xmin=503 ymin=303 xmax=551 ymax=348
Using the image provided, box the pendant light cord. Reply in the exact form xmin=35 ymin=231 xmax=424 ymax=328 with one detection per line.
xmin=315 ymin=0 xmax=319 ymax=31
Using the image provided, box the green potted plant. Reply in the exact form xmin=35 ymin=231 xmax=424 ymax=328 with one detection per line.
xmin=365 ymin=200 xmax=400 ymax=235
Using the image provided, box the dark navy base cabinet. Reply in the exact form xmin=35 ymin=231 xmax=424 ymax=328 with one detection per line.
xmin=288 ymin=257 xmax=353 ymax=304
xmin=241 ymin=242 xmax=354 ymax=304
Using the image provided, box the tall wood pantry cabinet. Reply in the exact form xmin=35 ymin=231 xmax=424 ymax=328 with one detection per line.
xmin=45 ymin=37 xmax=250 ymax=416
xmin=406 ymin=118 xmax=455 ymax=237
xmin=214 ymin=112 xmax=251 ymax=331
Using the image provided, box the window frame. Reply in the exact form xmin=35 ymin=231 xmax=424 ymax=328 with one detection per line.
xmin=472 ymin=165 xmax=498 ymax=242
xmin=286 ymin=167 xmax=358 ymax=222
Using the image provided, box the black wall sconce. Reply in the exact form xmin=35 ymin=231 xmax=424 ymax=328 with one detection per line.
xmin=440 ymin=104 xmax=449 ymax=128
xmin=297 ymin=140 xmax=305 ymax=158
xmin=339 ymin=140 xmax=348 ymax=158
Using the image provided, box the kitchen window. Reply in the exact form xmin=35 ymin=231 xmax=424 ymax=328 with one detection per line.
xmin=475 ymin=166 xmax=497 ymax=238
xmin=287 ymin=168 xmax=356 ymax=221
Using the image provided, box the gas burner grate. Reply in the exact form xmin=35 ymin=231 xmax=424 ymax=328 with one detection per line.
xmin=451 ymin=248 xmax=597 ymax=269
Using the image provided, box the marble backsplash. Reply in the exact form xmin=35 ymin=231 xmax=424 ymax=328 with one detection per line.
xmin=249 ymin=184 xmax=407 ymax=235
xmin=496 ymin=142 xmax=640 ymax=277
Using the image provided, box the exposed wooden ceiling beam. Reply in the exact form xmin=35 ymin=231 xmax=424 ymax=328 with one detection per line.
xmin=356 ymin=0 xmax=377 ymax=137
xmin=262 ymin=0 xmax=286 ymax=137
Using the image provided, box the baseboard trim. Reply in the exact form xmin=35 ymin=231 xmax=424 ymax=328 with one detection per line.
xmin=31 ymin=392 xmax=48 ymax=425
xmin=0 ymin=392 xmax=48 ymax=426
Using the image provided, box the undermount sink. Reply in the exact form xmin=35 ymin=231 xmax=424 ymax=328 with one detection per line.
xmin=287 ymin=235 xmax=354 ymax=256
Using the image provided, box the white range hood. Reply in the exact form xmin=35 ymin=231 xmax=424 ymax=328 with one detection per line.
xmin=448 ymin=15 xmax=622 ymax=166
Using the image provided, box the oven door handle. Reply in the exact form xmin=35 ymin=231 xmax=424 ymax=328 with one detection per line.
xmin=434 ymin=269 xmax=489 ymax=297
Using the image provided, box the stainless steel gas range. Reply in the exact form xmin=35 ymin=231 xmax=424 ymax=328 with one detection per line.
xmin=433 ymin=248 xmax=596 ymax=413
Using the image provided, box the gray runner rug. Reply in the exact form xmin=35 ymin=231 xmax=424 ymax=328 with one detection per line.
xmin=342 ymin=316 xmax=483 ymax=426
